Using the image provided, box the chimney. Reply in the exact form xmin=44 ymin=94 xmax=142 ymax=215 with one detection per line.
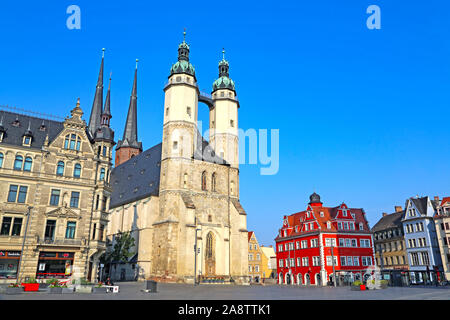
xmin=395 ymin=206 xmax=402 ymax=212
xmin=382 ymin=212 xmax=388 ymax=217
xmin=434 ymin=196 xmax=439 ymax=202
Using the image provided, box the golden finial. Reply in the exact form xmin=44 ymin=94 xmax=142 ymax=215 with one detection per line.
xmin=102 ymin=48 xmax=105 ymax=58
xmin=136 ymin=59 xmax=139 ymax=69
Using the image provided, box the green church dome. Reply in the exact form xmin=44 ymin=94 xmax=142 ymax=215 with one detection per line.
xmin=212 ymin=76 xmax=235 ymax=92
xmin=212 ymin=49 xmax=235 ymax=93
xmin=170 ymin=30 xmax=196 ymax=78
xmin=170 ymin=60 xmax=195 ymax=77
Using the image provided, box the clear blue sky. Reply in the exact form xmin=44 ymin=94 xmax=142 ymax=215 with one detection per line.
xmin=1 ymin=1 xmax=449 ymax=247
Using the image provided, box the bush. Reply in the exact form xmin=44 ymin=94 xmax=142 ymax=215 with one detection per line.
xmin=80 ymin=278 xmax=92 ymax=285
xmin=352 ymin=280 xmax=362 ymax=286
xmin=24 ymin=277 xmax=37 ymax=284
xmin=46 ymin=278 xmax=59 ymax=284
xmin=8 ymin=283 xmax=20 ymax=288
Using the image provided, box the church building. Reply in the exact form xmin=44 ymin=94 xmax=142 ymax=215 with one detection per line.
xmin=107 ymin=33 xmax=249 ymax=284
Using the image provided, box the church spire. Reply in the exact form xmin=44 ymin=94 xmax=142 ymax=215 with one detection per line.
xmin=101 ymin=73 xmax=112 ymax=127
xmin=88 ymin=48 xmax=105 ymax=137
xmin=122 ymin=60 xmax=138 ymax=144
xmin=115 ymin=60 xmax=142 ymax=166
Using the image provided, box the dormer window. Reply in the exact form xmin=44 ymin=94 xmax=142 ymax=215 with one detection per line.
xmin=23 ymin=136 xmax=32 ymax=146
xmin=343 ymin=210 xmax=347 ymax=217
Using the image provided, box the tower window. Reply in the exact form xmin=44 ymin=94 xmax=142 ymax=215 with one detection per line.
xmin=230 ymin=120 xmax=234 ymax=127
xmin=166 ymin=107 xmax=169 ymax=116
xmin=173 ymin=141 xmax=178 ymax=150
xmin=211 ymin=173 xmax=217 ymax=192
xmin=186 ymin=107 xmax=191 ymax=118
xmin=201 ymin=171 xmax=207 ymax=191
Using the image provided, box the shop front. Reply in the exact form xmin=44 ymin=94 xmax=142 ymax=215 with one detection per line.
xmin=0 ymin=250 xmax=21 ymax=279
xmin=36 ymin=252 xmax=74 ymax=279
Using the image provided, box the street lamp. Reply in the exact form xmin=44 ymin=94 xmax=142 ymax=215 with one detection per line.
xmin=193 ymin=217 xmax=201 ymax=286
xmin=17 ymin=206 xmax=33 ymax=284
xmin=331 ymin=245 xmax=336 ymax=287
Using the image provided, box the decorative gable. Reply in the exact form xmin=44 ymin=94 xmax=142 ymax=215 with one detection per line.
xmin=45 ymin=206 xmax=81 ymax=219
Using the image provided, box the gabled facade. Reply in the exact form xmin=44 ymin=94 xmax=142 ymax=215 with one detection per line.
xmin=402 ymin=196 xmax=443 ymax=284
xmin=372 ymin=207 xmax=408 ymax=271
xmin=275 ymin=193 xmax=375 ymax=286
xmin=248 ymin=231 xmax=262 ymax=282
xmin=434 ymin=197 xmax=450 ymax=281
xmin=0 ymin=52 xmax=115 ymax=283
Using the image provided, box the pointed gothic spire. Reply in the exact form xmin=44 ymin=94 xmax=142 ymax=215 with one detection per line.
xmin=88 ymin=48 xmax=105 ymax=137
xmin=117 ymin=60 xmax=141 ymax=151
xmin=101 ymin=73 xmax=112 ymax=127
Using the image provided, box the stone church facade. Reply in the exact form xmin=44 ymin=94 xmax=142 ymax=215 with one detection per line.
xmin=108 ymin=33 xmax=249 ymax=284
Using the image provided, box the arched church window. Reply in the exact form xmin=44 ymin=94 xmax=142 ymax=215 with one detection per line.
xmin=211 ymin=173 xmax=217 ymax=192
xmin=206 ymin=232 xmax=214 ymax=259
xmin=201 ymin=171 xmax=207 ymax=191
xmin=183 ymin=173 xmax=188 ymax=188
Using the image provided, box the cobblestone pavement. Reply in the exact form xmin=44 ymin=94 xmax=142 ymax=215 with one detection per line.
xmin=1 ymin=282 xmax=449 ymax=300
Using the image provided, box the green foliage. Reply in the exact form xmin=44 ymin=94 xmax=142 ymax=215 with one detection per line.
xmin=46 ymin=278 xmax=59 ymax=284
xmin=79 ymin=278 xmax=92 ymax=285
xmin=24 ymin=277 xmax=37 ymax=283
xmin=104 ymin=231 xmax=136 ymax=264
xmin=352 ymin=280 xmax=363 ymax=286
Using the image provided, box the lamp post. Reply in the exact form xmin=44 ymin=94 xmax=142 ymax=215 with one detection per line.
xmin=331 ymin=244 xmax=336 ymax=287
xmin=17 ymin=206 xmax=33 ymax=284
xmin=194 ymin=217 xmax=201 ymax=286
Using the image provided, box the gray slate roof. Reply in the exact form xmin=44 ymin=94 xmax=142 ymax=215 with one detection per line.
xmin=110 ymin=143 xmax=162 ymax=209
xmin=110 ymin=132 xmax=229 ymax=209
xmin=371 ymin=210 xmax=405 ymax=232
xmin=410 ymin=197 xmax=429 ymax=216
xmin=0 ymin=110 xmax=64 ymax=149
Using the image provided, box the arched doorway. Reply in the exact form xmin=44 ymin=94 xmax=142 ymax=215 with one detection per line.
xmin=205 ymin=232 xmax=215 ymax=276
xmin=315 ymin=273 xmax=321 ymax=286
xmin=305 ymin=273 xmax=310 ymax=285
xmin=279 ymin=272 xmax=283 ymax=284
xmin=285 ymin=273 xmax=291 ymax=285
xmin=297 ymin=273 xmax=303 ymax=285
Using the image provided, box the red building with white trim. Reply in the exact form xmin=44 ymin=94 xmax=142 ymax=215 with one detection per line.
xmin=275 ymin=193 xmax=375 ymax=286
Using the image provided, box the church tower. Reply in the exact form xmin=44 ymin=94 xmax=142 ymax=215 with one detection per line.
xmin=115 ymin=61 xmax=143 ymax=166
xmin=210 ymin=49 xmax=239 ymax=168
xmin=161 ymin=30 xmax=198 ymax=162
xmin=148 ymin=32 xmax=248 ymax=285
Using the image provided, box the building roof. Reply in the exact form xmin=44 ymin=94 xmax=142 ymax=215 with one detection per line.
xmin=0 ymin=110 xmax=64 ymax=150
xmin=275 ymin=199 xmax=371 ymax=242
xmin=441 ymin=197 xmax=450 ymax=207
xmin=409 ymin=196 xmax=429 ymax=216
xmin=110 ymin=143 xmax=162 ymax=209
xmin=248 ymin=231 xmax=254 ymax=242
xmin=260 ymin=246 xmax=276 ymax=259
xmin=371 ymin=210 xmax=405 ymax=233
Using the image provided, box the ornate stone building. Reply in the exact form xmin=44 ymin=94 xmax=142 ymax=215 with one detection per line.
xmin=107 ymin=33 xmax=249 ymax=284
xmin=0 ymin=52 xmax=114 ymax=283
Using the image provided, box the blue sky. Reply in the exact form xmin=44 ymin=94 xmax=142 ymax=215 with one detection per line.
xmin=0 ymin=1 xmax=449 ymax=247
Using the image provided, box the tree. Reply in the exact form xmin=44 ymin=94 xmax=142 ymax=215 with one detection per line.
xmin=102 ymin=231 xmax=135 ymax=281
